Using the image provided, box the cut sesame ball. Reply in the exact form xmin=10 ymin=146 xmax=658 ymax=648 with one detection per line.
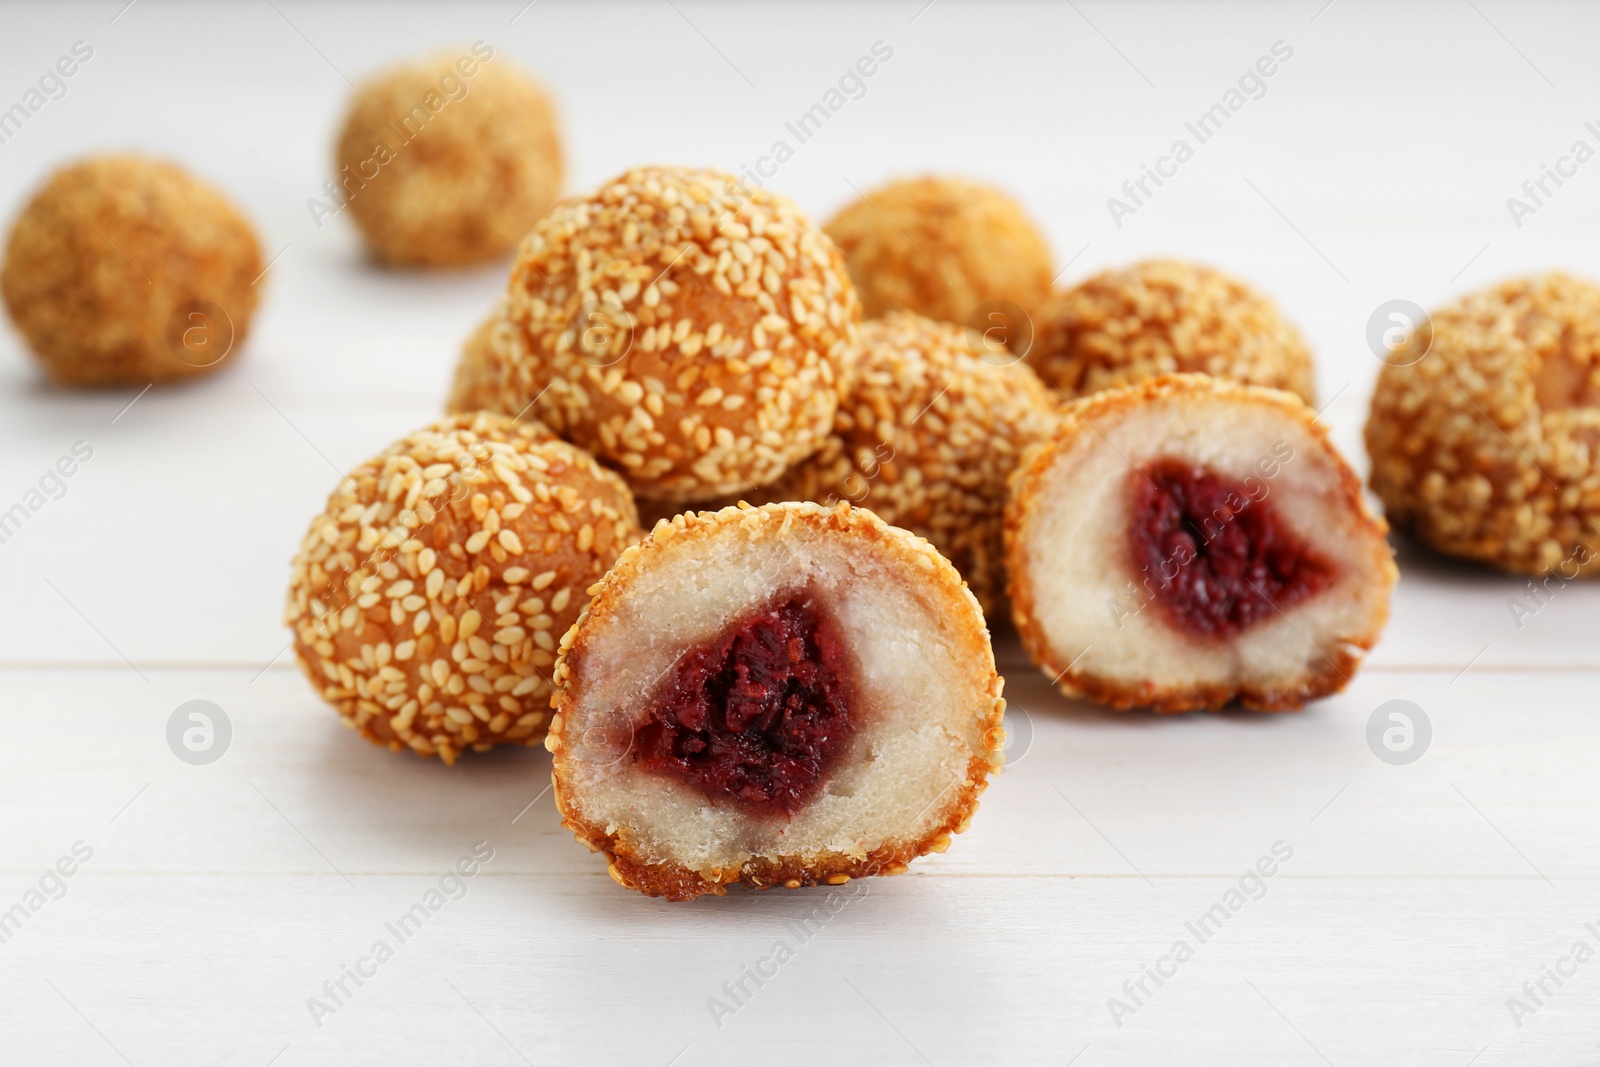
xmin=824 ymin=175 xmax=1053 ymax=327
xmin=547 ymin=501 xmax=1005 ymax=900
xmin=336 ymin=47 xmax=562 ymax=267
xmin=1 ymin=154 xmax=263 ymax=386
xmin=478 ymin=165 xmax=861 ymax=503
xmin=1028 ymin=260 xmax=1315 ymax=404
xmin=1007 ymin=375 xmax=1395 ymax=712
xmin=284 ymin=412 xmax=642 ymax=764
xmin=1366 ymin=273 xmax=1600 ymax=576
xmin=727 ymin=311 xmax=1058 ymax=614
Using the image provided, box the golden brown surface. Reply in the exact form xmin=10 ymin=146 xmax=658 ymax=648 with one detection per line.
xmin=1 ymin=153 xmax=263 ymax=386
xmin=824 ymin=175 xmax=1053 ymax=327
xmin=728 ymin=311 xmax=1059 ymax=614
xmin=284 ymin=412 xmax=641 ymax=763
xmin=336 ymin=47 xmax=562 ymax=267
xmin=446 ymin=313 xmax=503 ymax=412
xmin=463 ymin=165 xmax=861 ymax=503
xmin=547 ymin=501 xmax=1005 ymax=901
xmin=1028 ymin=260 xmax=1314 ymax=404
xmin=1366 ymin=273 xmax=1600 ymax=576
xmin=1006 ymin=374 xmax=1395 ymax=712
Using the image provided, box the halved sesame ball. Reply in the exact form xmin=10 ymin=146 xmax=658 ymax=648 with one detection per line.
xmin=731 ymin=311 xmax=1058 ymax=614
xmin=1 ymin=153 xmax=263 ymax=386
xmin=285 ymin=412 xmax=641 ymax=763
xmin=547 ymin=502 xmax=1005 ymax=900
xmin=1007 ymin=375 xmax=1394 ymax=712
xmin=824 ymin=175 xmax=1053 ymax=327
xmin=478 ymin=165 xmax=861 ymax=503
xmin=336 ymin=48 xmax=562 ymax=267
xmin=1367 ymin=273 xmax=1600 ymax=576
xmin=1028 ymin=260 xmax=1315 ymax=404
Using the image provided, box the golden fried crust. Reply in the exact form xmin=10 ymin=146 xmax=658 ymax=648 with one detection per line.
xmin=1 ymin=154 xmax=262 ymax=386
xmin=285 ymin=412 xmax=641 ymax=763
xmin=1006 ymin=374 xmax=1395 ymax=713
xmin=337 ymin=50 xmax=562 ymax=267
xmin=725 ymin=312 xmax=1059 ymax=615
xmin=1028 ymin=260 xmax=1315 ymax=405
xmin=547 ymin=501 xmax=1005 ymax=901
xmin=1366 ymin=273 xmax=1600 ymax=576
xmin=824 ymin=175 xmax=1053 ymax=326
xmin=475 ymin=166 xmax=860 ymax=503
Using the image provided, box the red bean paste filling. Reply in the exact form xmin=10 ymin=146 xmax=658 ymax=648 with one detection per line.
xmin=1127 ymin=459 xmax=1334 ymax=640
xmin=634 ymin=596 xmax=856 ymax=816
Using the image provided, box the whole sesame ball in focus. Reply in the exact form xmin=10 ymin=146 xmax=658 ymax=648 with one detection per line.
xmin=1 ymin=154 xmax=263 ymax=386
xmin=335 ymin=45 xmax=562 ymax=267
xmin=738 ymin=311 xmax=1059 ymax=614
xmin=823 ymin=175 xmax=1053 ymax=327
xmin=284 ymin=412 xmax=642 ymax=764
xmin=1366 ymin=273 xmax=1600 ymax=577
xmin=473 ymin=165 xmax=861 ymax=503
xmin=1028 ymin=260 xmax=1315 ymax=404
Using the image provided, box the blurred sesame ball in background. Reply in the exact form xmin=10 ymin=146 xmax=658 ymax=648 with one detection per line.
xmin=334 ymin=43 xmax=562 ymax=268
xmin=1 ymin=154 xmax=263 ymax=386
xmin=824 ymin=175 xmax=1054 ymax=331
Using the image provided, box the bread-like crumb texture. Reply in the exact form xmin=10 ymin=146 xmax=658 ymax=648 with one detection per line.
xmin=1028 ymin=260 xmax=1314 ymax=404
xmin=722 ymin=311 xmax=1059 ymax=614
xmin=1366 ymin=273 xmax=1600 ymax=576
xmin=337 ymin=47 xmax=562 ymax=267
xmin=1 ymin=153 xmax=263 ymax=386
xmin=547 ymin=501 xmax=1005 ymax=901
xmin=1007 ymin=374 xmax=1394 ymax=712
xmin=825 ymin=175 xmax=1053 ymax=326
xmin=285 ymin=412 xmax=641 ymax=763
xmin=464 ymin=165 xmax=860 ymax=503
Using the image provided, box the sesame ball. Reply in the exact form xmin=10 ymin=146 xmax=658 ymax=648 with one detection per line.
xmin=446 ymin=313 xmax=502 ymax=413
xmin=284 ymin=412 xmax=642 ymax=764
xmin=1366 ymin=273 xmax=1600 ymax=576
xmin=479 ymin=165 xmax=861 ymax=503
xmin=336 ymin=47 xmax=562 ymax=267
xmin=1028 ymin=260 xmax=1315 ymax=404
xmin=736 ymin=311 xmax=1058 ymax=614
xmin=823 ymin=175 xmax=1053 ymax=326
xmin=1 ymin=154 xmax=263 ymax=386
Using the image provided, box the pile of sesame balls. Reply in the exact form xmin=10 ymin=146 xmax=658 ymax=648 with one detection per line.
xmin=4 ymin=43 xmax=1598 ymax=764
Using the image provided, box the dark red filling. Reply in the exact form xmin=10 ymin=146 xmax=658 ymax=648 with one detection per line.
xmin=1127 ymin=459 xmax=1333 ymax=639
xmin=634 ymin=597 xmax=855 ymax=816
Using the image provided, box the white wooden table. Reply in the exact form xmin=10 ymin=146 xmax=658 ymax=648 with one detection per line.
xmin=2 ymin=2 xmax=1597 ymax=1064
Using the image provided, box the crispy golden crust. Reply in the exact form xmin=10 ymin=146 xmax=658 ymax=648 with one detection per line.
xmin=1006 ymin=374 xmax=1395 ymax=712
xmin=1366 ymin=273 xmax=1600 ymax=576
xmin=1028 ymin=260 xmax=1315 ymax=405
xmin=285 ymin=412 xmax=641 ymax=763
xmin=470 ymin=166 xmax=860 ymax=503
xmin=337 ymin=48 xmax=562 ymax=267
xmin=547 ymin=501 xmax=1005 ymax=900
xmin=824 ymin=175 xmax=1053 ymax=327
xmin=718 ymin=312 xmax=1059 ymax=614
xmin=1 ymin=154 xmax=263 ymax=386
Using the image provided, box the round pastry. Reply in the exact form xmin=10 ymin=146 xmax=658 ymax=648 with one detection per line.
xmin=481 ymin=165 xmax=860 ymax=503
xmin=446 ymin=313 xmax=504 ymax=413
xmin=824 ymin=175 xmax=1053 ymax=327
xmin=1366 ymin=273 xmax=1600 ymax=576
xmin=1006 ymin=374 xmax=1394 ymax=712
xmin=1 ymin=154 xmax=263 ymax=386
xmin=1028 ymin=260 xmax=1315 ymax=404
xmin=732 ymin=311 xmax=1058 ymax=614
xmin=335 ymin=45 xmax=562 ymax=267
xmin=547 ymin=501 xmax=1005 ymax=900
xmin=285 ymin=412 xmax=641 ymax=763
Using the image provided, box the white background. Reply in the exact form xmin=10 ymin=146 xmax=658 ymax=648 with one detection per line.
xmin=1 ymin=1 xmax=1597 ymax=1064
